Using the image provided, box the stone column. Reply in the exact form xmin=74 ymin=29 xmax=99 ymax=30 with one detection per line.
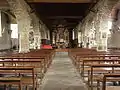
xmin=34 ymin=34 xmax=41 ymax=49
xmin=74 ymin=29 xmax=78 ymax=47
xmin=18 ymin=19 xmax=30 ymax=52
xmin=83 ymin=20 xmax=89 ymax=48
xmin=7 ymin=0 xmax=31 ymax=53
xmin=94 ymin=0 xmax=111 ymax=51
xmin=41 ymin=25 xmax=47 ymax=39
xmin=0 ymin=11 xmax=2 ymax=37
xmin=50 ymin=30 xmax=53 ymax=44
xmin=47 ymin=30 xmax=50 ymax=40
xmin=69 ymin=29 xmax=73 ymax=48
xmin=43 ymin=29 xmax=47 ymax=39
xmin=110 ymin=18 xmax=120 ymax=48
xmin=106 ymin=0 xmax=120 ymax=49
xmin=98 ymin=11 xmax=109 ymax=51
xmin=31 ymin=14 xmax=41 ymax=49
xmin=52 ymin=31 xmax=55 ymax=44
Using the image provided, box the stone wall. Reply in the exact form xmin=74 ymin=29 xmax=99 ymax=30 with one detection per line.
xmin=77 ymin=0 xmax=120 ymax=51
xmin=6 ymin=0 xmax=50 ymax=52
xmin=0 ymin=11 xmax=11 ymax=50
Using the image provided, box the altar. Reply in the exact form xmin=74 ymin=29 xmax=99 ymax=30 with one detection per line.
xmin=52 ymin=24 xmax=69 ymax=49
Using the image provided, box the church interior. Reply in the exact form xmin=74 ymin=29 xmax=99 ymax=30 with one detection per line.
xmin=0 ymin=0 xmax=120 ymax=90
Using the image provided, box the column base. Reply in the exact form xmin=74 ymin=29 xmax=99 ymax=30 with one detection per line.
xmin=19 ymin=49 xmax=30 ymax=53
xmin=108 ymin=47 xmax=120 ymax=51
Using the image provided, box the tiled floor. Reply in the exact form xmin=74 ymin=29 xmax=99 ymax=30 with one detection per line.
xmin=41 ymin=52 xmax=87 ymax=90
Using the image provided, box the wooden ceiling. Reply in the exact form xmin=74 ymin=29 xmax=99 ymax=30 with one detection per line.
xmin=27 ymin=0 xmax=98 ymax=31
xmin=28 ymin=2 xmax=96 ymax=30
xmin=0 ymin=0 xmax=9 ymax=9
xmin=0 ymin=0 xmax=98 ymax=30
xmin=27 ymin=0 xmax=95 ymax=3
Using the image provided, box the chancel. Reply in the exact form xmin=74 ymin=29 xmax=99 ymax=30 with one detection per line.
xmin=53 ymin=24 xmax=69 ymax=49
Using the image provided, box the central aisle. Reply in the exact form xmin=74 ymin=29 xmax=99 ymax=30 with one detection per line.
xmin=41 ymin=52 xmax=87 ymax=90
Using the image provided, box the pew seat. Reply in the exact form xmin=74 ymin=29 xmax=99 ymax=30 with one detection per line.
xmin=106 ymin=86 xmax=120 ymax=90
xmin=0 ymin=49 xmax=55 ymax=90
xmin=96 ymin=74 xmax=120 ymax=90
xmin=0 ymin=77 xmax=22 ymax=90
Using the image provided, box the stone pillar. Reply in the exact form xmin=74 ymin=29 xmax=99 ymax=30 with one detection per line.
xmin=97 ymin=0 xmax=119 ymax=51
xmin=50 ymin=30 xmax=53 ymax=44
xmin=106 ymin=0 xmax=120 ymax=49
xmin=97 ymin=12 xmax=109 ymax=51
xmin=110 ymin=17 xmax=120 ymax=48
xmin=0 ymin=11 xmax=2 ymax=37
xmin=31 ymin=14 xmax=41 ymax=49
xmin=74 ymin=29 xmax=78 ymax=47
xmin=41 ymin=25 xmax=47 ymax=39
xmin=83 ymin=20 xmax=89 ymax=48
xmin=69 ymin=29 xmax=73 ymax=48
xmin=34 ymin=34 xmax=41 ymax=49
xmin=47 ymin=30 xmax=50 ymax=40
xmin=94 ymin=0 xmax=111 ymax=51
xmin=52 ymin=31 xmax=56 ymax=44
xmin=44 ymin=29 xmax=47 ymax=39
xmin=18 ymin=19 xmax=30 ymax=52
xmin=7 ymin=0 xmax=31 ymax=53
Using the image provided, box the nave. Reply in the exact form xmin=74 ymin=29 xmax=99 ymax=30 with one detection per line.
xmin=1 ymin=48 xmax=120 ymax=90
xmin=41 ymin=52 xmax=87 ymax=90
xmin=0 ymin=49 xmax=87 ymax=90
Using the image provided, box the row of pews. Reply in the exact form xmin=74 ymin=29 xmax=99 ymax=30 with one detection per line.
xmin=69 ymin=48 xmax=120 ymax=90
xmin=0 ymin=49 xmax=55 ymax=90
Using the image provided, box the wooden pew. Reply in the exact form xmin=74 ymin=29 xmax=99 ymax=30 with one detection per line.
xmin=0 ymin=77 xmax=22 ymax=90
xmin=0 ymin=49 xmax=55 ymax=89
xmin=76 ymin=55 xmax=120 ymax=70
xmin=0 ymin=57 xmax=47 ymax=90
xmin=68 ymin=48 xmax=97 ymax=60
xmin=70 ymin=50 xmax=120 ymax=63
xmin=0 ymin=67 xmax=35 ymax=90
xmin=68 ymin=48 xmax=96 ymax=57
xmin=19 ymin=49 xmax=55 ymax=69
xmin=68 ymin=48 xmax=120 ymax=90
xmin=97 ymin=74 xmax=120 ymax=90
xmin=0 ymin=57 xmax=46 ymax=77
xmin=77 ymin=58 xmax=120 ymax=86
xmin=80 ymin=59 xmax=120 ymax=80
xmin=72 ymin=54 xmax=120 ymax=74
xmin=1 ymin=49 xmax=54 ymax=73
xmin=89 ymin=64 xmax=120 ymax=90
xmin=69 ymin=50 xmax=104 ymax=65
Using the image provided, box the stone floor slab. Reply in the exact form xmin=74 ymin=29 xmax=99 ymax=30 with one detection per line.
xmin=41 ymin=52 xmax=87 ymax=90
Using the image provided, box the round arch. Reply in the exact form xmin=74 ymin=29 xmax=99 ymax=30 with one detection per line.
xmin=111 ymin=3 xmax=120 ymax=21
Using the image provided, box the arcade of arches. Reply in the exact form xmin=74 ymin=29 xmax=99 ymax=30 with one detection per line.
xmin=0 ymin=0 xmax=120 ymax=52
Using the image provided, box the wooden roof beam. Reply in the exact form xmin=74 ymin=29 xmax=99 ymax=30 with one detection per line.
xmin=47 ymin=16 xmax=82 ymax=19
xmin=0 ymin=0 xmax=9 ymax=9
xmin=27 ymin=0 xmax=96 ymax=3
